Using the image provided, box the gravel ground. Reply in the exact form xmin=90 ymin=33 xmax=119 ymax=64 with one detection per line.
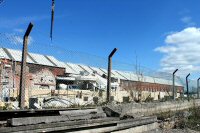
xmin=145 ymin=128 xmax=200 ymax=133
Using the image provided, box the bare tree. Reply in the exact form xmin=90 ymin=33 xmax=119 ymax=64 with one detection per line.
xmin=129 ymin=52 xmax=144 ymax=102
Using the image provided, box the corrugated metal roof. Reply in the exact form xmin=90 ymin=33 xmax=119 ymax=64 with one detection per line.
xmin=143 ymin=76 xmax=156 ymax=83
xmin=112 ymin=70 xmax=127 ymax=80
xmin=117 ymin=71 xmax=138 ymax=81
xmin=0 ymin=47 xmax=183 ymax=86
xmin=44 ymin=55 xmax=57 ymax=66
xmin=46 ymin=56 xmax=76 ymax=74
xmin=99 ymin=68 xmax=117 ymax=78
xmin=99 ymin=68 xmax=111 ymax=75
xmin=155 ymin=78 xmax=169 ymax=85
xmin=65 ymin=64 xmax=78 ymax=74
xmin=127 ymin=72 xmax=138 ymax=81
xmin=66 ymin=63 xmax=85 ymax=73
xmin=114 ymin=71 xmax=129 ymax=80
xmin=5 ymin=48 xmax=34 ymax=63
xmin=116 ymin=71 xmax=182 ymax=86
xmin=29 ymin=53 xmax=54 ymax=66
xmin=89 ymin=67 xmax=106 ymax=76
xmin=65 ymin=63 xmax=79 ymax=74
xmin=2 ymin=48 xmax=14 ymax=60
xmin=0 ymin=48 xmax=66 ymax=68
xmin=27 ymin=53 xmax=37 ymax=63
xmin=0 ymin=48 xmax=10 ymax=59
xmin=46 ymin=56 xmax=65 ymax=68
xmin=115 ymin=71 xmax=130 ymax=80
xmin=78 ymin=64 xmax=94 ymax=74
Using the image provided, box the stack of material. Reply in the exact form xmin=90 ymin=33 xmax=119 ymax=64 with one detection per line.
xmin=0 ymin=107 xmax=158 ymax=133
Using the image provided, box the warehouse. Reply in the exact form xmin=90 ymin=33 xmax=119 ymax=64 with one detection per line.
xmin=66 ymin=64 xmax=183 ymax=101
xmin=0 ymin=48 xmax=66 ymax=102
xmin=0 ymin=47 xmax=184 ymax=105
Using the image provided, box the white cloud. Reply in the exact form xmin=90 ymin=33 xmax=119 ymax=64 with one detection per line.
xmin=178 ymin=9 xmax=190 ymax=15
xmin=0 ymin=15 xmax=50 ymax=28
xmin=0 ymin=14 xmax=67 ymax=29
xmin=13 ymin=28 xmax=24 ymax=33
xmin=4 ymin=33 xmax=33 ymax=45
xmin=155 ymin=27 xmax=200 ymax=76
xmin=12 ymin=35 xmax=23 ymax=45
xmin=181 ymin=16 xmax=191 ymax=23
xmin=181 ymin=16 xmax=195 ymax=26
xmin=28 ymin=36 xmax=33 ymax=44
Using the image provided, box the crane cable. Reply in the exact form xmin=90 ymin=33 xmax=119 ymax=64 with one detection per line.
xmin=50 ymin=0 xmax=55 ymax=41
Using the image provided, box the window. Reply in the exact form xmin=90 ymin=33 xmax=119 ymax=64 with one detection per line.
xmin=39 ymin=85 xmax=49 ymax=89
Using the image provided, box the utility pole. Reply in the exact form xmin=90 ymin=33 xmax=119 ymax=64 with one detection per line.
xmin=107 ymin=48 xmax=117 ymax=103
xmin=172 ymin=69 xmax=178 ymax=100
xmin=197 ymin=78 xmax=200 ymax=99
xmin=186 ymin=73 xmax=190 ymax=101
xmin=19 ymin=23 xmax=33 ymax=109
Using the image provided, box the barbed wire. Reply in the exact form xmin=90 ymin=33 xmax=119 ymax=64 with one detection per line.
xmin=0 ymin=0 xmax=4 ymax=4
xmin=0 ymin=31 xmax=198 ymax=92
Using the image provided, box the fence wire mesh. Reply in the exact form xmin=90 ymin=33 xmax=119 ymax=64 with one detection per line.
xmin=0 ymin=31 xmax=198 ymax=110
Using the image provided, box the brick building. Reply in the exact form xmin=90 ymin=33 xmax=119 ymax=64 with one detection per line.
xmin=62 ymin=63 xmax=184 ymax=101
xmin=0 ymin=48 xmax=66 ymax=101
xmin=0 ymin=47 xmax=184 ymax=104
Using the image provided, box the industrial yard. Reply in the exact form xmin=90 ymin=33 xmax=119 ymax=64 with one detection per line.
xmin=0 ymin=46 xmax=199 ymax=132
xmin=1 ymin=0 xmax=200 ymax=132
xmin=0 ymin=47 xmax=184 ymax=109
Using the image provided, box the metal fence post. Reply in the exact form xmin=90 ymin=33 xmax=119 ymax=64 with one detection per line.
xmin=172 ymin=69 xmax=178 ymax=100
xmin=186 ymin=73 xmax=190 ymax=101
xmin=19 ymin=23 xmax=33 ymax=109
xmin=107 ymin=48 xmax=117 ymax=103
xmin=197 ymin=78 xmax=200 ymax=99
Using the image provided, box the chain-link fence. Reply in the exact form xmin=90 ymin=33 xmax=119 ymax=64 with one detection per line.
xmin=0 ymin=31 xmax=198 ymax=110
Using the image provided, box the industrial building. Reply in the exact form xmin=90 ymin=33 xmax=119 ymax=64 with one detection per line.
xmin=0 ymin=47 xmax=183 ymax=107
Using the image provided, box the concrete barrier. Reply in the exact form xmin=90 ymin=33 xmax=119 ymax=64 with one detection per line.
xmin=8 ymin=112 xmax=106 ymax=126
xmin=108 ymin=99 xmax=200 ymax=117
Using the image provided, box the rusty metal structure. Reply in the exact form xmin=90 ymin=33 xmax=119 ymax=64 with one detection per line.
xmin=107 ymin=48 xmax=117 ymax=103
xmin=186 ymin=73 xmax=190 ymax=101
xmin=173 ymin=69 xmax=178 ymax=100
xmin=197 ymin=77 xmax=200 ymax=99
xmin=19 ymin=23 xmax=33 ymax=109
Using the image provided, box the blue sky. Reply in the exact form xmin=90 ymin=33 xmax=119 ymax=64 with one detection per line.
xmin=1 ymin=0 xmax=200 ymax=78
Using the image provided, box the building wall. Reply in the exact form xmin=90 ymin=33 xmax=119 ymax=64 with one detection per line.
xmin=0 ymin=62 xmax=13 ymax=101
xmin=14 ymin=63 xmax=65 ymax=88
xmin=26 ymin=63 xmax=65 ymax=76
xmin=120 ymin=80 xmax=183 ymax=92
xmin=0 ymin=59 xmax=185 ymax=104
xmin=120 ymin=80 xmax=183 ymax=100
xmin=0 ymin=60 xmax=65 ymax=102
